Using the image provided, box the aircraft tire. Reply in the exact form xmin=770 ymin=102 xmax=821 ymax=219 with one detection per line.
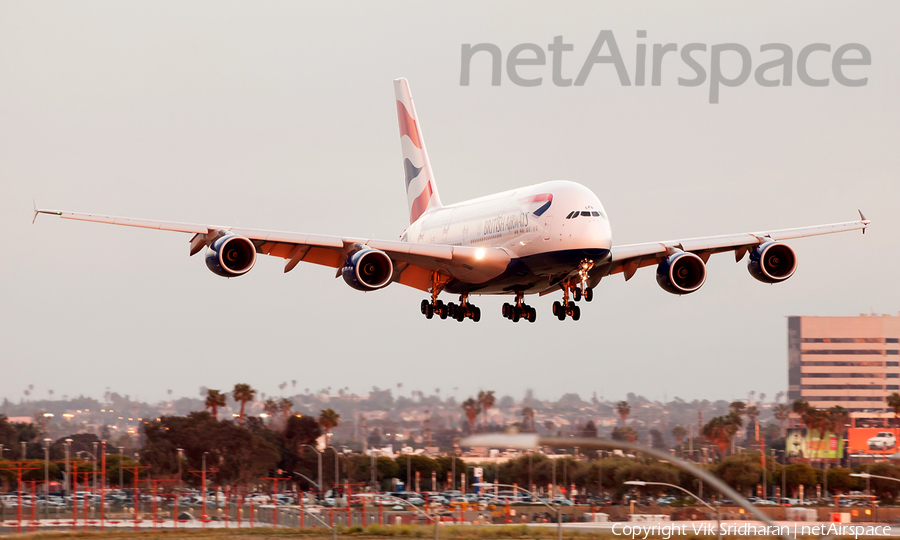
xmin=585 ymin=287 xmax=594 ymax=302
xmin=573 ymin=287 xmax=582 ymax=301
xmin=421 ymin=300 xmax=429 ymax=314
xmin=571 ymin=305 xmax=581 ymax=321
xmin=425 ymin=304 xmax=434 ymax=319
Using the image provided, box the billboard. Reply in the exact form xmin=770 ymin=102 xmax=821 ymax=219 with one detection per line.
xmin=846 ymin=428 xmax=899 ymax=456
xmin=785 ymin=428 xmax=844 ymax=459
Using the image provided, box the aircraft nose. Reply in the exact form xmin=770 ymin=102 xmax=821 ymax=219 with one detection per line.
xmin=585 ymin=220 xmax=612 ymax=251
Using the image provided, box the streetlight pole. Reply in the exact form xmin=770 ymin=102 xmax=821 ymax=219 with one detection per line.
xmin=43 ymin=438 xmax=51 ymax=520
xmin=779 ymin=449 xmax=786 ymax=502
xmin=625 ymin=481 xmax=721 ymax=540
xmin=476 ymin=483 xmax=562 ymax=540
xmin=92 ymin=442 xmax=99 ymax=490
xmin=177 ymin=448 xmax=184 ymax=490
xmin=302 ymin=445 xmax=323 ymax=502
xmin=65 ymin=438 xmax=73 ymax=496
xmin=118 ymin=446 xmax=124 ymax=489
xmin=202 ymin=452 xmax=208 ymax=523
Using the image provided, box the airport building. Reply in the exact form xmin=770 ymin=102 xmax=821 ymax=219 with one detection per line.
xmin=788 ymin=313 xmax=900 ymax=412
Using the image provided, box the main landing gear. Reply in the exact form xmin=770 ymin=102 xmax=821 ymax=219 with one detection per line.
xmin=420 ymin=295 xmax=481 ymax=322
xmin=502 ymin=292 xmax=536 ymax=323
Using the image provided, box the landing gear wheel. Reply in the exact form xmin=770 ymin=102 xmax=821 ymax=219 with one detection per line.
xmin=439 ymin=305 xmax=448 ymax=319
xmin=448 ymin=303 xmax=457 ymax=318
xmin=502 ymin=303 xmax=510 ymax=318
xmin=512 ymin=309 xmax=520 ymax=323
xmin=456 ymin=307 xmax=466 ymax=322
xmin=557 ymin=308 xmax=566 ymax=321
xmin=425 ymin=304 xmax=434 ymax=319
xmin=571 ymin=305 xmax=581 ymax=321
xmin=421 ymin=300 xmax=429 ymax=314
xmin=472 ymin=307 xmax=481 ymax=322
xmin=552 ymin=301 xmax=560 ymax=316
xmin=528 ymin=306 xmax=537 ymax=323
xmin=573 ymin=287 xmax=582 ymax=302
xmin=585 ymin=287 xmax=594 ymax=302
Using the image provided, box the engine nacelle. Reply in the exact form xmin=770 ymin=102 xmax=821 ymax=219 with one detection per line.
xmin=205 ymin=233 xmax=257 ymax=277
xmin=748 ymin=241 xmax=797 ymax=283
xmin=342 ymin=248 xmax=394 ymax=291
xmin=656 ymin=252 xmax=707 ymax=295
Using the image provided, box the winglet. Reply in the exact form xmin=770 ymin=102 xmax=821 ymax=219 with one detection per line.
xmin=32 ymin=202 xmax=62 ymax=224
xmin=858 ymin=209 xmax=870 ymax=234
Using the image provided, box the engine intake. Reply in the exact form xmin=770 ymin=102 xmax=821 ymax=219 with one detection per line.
xmin=748 ymin=241 xmax=797 ymax=283
xmin=205 ymin=234 xmax=257 ymax=277
xmin=342 ymin=248 xmax=394 ymax=291
xmin=656 ymin=252 xmax=707 ymax=295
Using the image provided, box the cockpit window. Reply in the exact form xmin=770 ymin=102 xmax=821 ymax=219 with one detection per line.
xmin=581 ymin=211 xmax=591 ymax=217
xmin=591 ymin=211 xmax=600 ymax=217
xmin=565 ymin=211 xmax=575 ymax=219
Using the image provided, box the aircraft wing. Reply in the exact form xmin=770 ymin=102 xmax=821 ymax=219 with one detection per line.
xmin=33 ymin=207 xmax=511 ymax=292
xmin=597 ymin=212 xmax=870 ymax=283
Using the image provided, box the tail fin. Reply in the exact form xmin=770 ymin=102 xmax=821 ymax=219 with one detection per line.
xmin=394 ymin=78 xmax=442 ymax=224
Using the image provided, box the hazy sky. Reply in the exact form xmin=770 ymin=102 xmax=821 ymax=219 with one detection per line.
xmin=2 ymin=2 xmax=897 ymax=405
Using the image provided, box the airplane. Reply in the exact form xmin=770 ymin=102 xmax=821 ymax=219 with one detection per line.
xmin=34 ymin=78 xmax=870 ymax=323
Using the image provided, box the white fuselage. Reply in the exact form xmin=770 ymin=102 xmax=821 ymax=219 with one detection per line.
xmin=402 ymin=180 xmax=613 ymax=293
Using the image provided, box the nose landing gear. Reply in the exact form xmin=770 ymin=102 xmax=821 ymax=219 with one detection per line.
xmin=572 ymin=259 xmax=595 ymax=302
xmin=502 ymin=292 xmax=536 ymax=323
xmin=552 ymin=281 xmax=581 ymax=321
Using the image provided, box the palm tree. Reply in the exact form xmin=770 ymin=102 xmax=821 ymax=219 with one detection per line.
xmin=263 ymin=398 xmax=280 ymax=420
xmin=462 ymin=398 xmax=480 ymax=433
xmin=702 ymin=414 xmax=741 ymax=458
xmin=279 ymin=398 xmax=294 ymax=419
xmin=478 ymin=390 xmax=496 ymax=431
xmin=887 ymin=393 xmax=900 ymax=441
xmin=233 ymin=383 xmax=257 ymax=426
xmin=521 ymin=406 xmax=535 ymax=432
xmin=205 ymin=389 xmax=226 ymax=420
xmin=773 ymin=403 xmax=791 ymax=437
xmin=318 ymin=408 xmax=341 ymax=440
xmin=746 ymin=405 xmax=760 ymax=441
xmin=828 ymin=406 xmax=850 ymax=453
xmin=729 ymin=400 xmax=747 ymax=417
xmin=615 ymin=401 xmax=631 ymax=426
xmin=672 ymin=425 xmax=687 ymax=445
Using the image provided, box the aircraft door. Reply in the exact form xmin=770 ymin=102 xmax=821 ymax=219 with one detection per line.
xmin=543 ymin=215 xmax=553 ymax=241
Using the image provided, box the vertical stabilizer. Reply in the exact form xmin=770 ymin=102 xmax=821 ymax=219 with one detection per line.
xmin=394 ymin=78 xmax=442 ymax=224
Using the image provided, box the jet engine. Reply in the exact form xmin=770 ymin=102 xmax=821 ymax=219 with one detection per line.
xmin=205 ymin=233 xmax=257 ymax=277
xmin=748 ymin=241 xmax=797 ymax=283
xmin=342 ymin=248 xmax=394 ymax=291
xmin=656 ymin=252 xmax=707 ymax=295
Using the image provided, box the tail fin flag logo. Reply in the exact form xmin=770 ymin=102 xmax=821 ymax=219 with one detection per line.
xmin=394 ymin=78 xmax=443 ymax=224
xmin=519 ymin=193 xmax=553 ymax=216
xmin=396 ymin=101 xmax=423 ymax=149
